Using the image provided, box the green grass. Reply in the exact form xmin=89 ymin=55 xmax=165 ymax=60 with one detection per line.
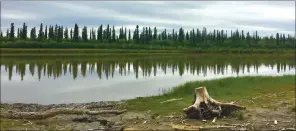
xmin=122 ymin=75 xmax=295 ymax=115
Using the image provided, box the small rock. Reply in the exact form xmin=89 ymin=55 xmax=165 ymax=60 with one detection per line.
xmin=114 ymin=121 xmax=123 ymax=125
xmin=97 ymin=126 xmax=106 ymax=130
xmin=282 ymin=128 xmax=296 ymax=131
xmin=212 ymin=117 xmax=217 ymax=123
xmin=282 ymin=102 xmax=289 ymax=105
xmin=274 ymin=120 xmax=278 ymax=125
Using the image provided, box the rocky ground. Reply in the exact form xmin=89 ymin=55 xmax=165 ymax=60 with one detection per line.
xmin=1 ymin=92 xmax=295 ymax=131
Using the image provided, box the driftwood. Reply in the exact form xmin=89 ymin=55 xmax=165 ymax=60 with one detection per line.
xmin=84 ymin=104 xmax=116 ymax=109
xmin=72 ymin=116 xmax=108 ymax=124
xmin=160 ymin=98 xmax=183 ymax=103
xmin=1 ymin=108 xmax=126 ymax=119
xmin=72 ymin=116 xmax=124 ymax=131
xmin=183 ymin=87 xmax=245 ymax=119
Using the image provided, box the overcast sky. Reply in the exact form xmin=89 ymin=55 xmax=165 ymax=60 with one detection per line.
xmin=2 ymin=1 xmax=295 ymax=37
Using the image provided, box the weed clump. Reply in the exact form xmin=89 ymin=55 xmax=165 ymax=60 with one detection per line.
xmin=231 ymin=111 xmax=245 ymax=121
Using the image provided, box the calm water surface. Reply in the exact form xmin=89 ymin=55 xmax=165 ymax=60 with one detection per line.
xmin=1 ymin=54 xmax=295 ymax=104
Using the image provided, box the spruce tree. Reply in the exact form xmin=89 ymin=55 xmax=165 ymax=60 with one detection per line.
xmin=124 ymin=27 xmax=127 ymax=40
xmin=164 ymin=29 xmax=167 ymax=40
xmin=30 ymin=27 xmax=36 ymax=40
xmin=57 ymin=26 xmax=62 ymax=42
xmin=178 ymin=27 xmax=184 ymax=41
xmin=54 ymin=24 xmax=58 ymax=41
xmin=112 ymin=26 xmax=116 ymax=42
xmin=276 ymin=33 xmax=279 ymax=46
xmin=106 ymin=24 xmax=110 ymax=40
xmin=136 ymin=25 xmax=139 ymax=42
xmin=145 ymin=27 xmax=149 ymax=43
xmin=185 ymin=31 xmax=189 ymax=41
xmin=17 ymin=28 xmax=20 ymax=38
xmin=10 ymin=23 xmax=15 ymax=40
xmin=38 ymin=23 xmax=43 ymax=40
xmin=19 ymin=28 xmax=23 ymax=39
xmin=73 ymin=23 xmax=79 ymax=42
xmin=128 ymin=29 xmax=131 ymax=41
xmin=22 ymin=23 xmax=27 ymax=39
xmin=153 ymin=27 xmax=157 ymax=40
xmin=103 ymin=29 xmax=106 ymax=40
xmin=119 ymin=27 xmax=122 ymax=39
xmin=149 ymin=27 xmax=152 ymax=41
xmin=192 ymin=29 xmax=195 ymax=44
xmin=92 ymin=28 xmax=96 ymax=40
xmin=98 ymin=24 xmax=103 ymax=40
xmin=255 ymin=31 xmax=258 ymax=44
xmin=90 ymin=28 xmax=92 ymax=40
xmin=108 ymin=27 xmax=112 ymax=42
xmin=172 ymin=29 xmax=175 ymax=41
xmin=241 ymin=30 xmax=245 ymax=40
xmin=97 ymin=27 xmax=100 ymax=41
xmin=82 ymin=26 xmax=88 ymax=42
xmin=0 ymin=31 xmax=3 ymax=39
xmin=60 ymin=26 xmax=64 ymax=41
xmin=48 ymin=25 xmax=51 ymax=39
xmin=70 ymin=28 xmax=73 ymax=40
xmin=45 ymin=25 xmax=48 ymax=40
xmin=6 ymin=29 xmax=9 ymax=39
xmin=64 ymin=27 xmax=69 ymax=40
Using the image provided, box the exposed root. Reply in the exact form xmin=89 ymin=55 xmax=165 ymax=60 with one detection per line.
xmin=1 ymin=108 xmax=127 ymax=119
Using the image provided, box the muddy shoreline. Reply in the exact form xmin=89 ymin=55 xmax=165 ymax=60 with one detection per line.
xmin=1 ymin=96 xmax=295 ymax=131
xmin=1 ymin=101 xmax=123 ymax=112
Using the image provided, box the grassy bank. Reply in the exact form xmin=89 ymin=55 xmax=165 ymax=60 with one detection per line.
xmin=0 ymin=48 xmax=294 ymax=56
xmin=122 ymin=75 xmax=295 ymax=115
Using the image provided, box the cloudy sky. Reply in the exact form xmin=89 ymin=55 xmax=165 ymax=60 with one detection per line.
xmin=2 ymin=1 xmax=295 ymax=37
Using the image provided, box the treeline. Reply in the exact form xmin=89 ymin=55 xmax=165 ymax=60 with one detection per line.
xmin=0 ymin=22 xmax=295 ymax=49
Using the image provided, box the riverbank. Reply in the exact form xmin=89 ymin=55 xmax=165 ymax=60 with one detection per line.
xmin=0 ymin=48 xmax=294 ymax=56
xmin=1 ymin=75 xmax=295 ymax=130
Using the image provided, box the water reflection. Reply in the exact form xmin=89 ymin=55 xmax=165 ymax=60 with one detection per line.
xmin=2 ymin=55 xmax=295 ymax=81
xmin=1 ymin=54 xmax=295 ymax=104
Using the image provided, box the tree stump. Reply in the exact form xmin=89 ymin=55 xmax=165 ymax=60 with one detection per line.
xmin=183 ymin=87 xmax=246 ymax=119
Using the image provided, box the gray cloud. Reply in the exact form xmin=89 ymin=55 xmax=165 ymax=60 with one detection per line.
xmin=1 ymin=1 xmax=295 ymax=36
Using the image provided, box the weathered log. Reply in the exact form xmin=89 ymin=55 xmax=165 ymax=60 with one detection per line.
xmin=1 ymin=108 xmax=127 ymax=119
xmin=183 ymin=87 xmax=245 ymax=119
xmin=85 ymin=104 xmax=116 ymax=109
xmin=72 ymin=116 xmax=108 ymax=125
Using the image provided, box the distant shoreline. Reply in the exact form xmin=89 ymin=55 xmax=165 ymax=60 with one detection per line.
xmin=0 ymin=48 xmax=294 ymax=55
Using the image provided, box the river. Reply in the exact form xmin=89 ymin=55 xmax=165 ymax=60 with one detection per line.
xmin=1 ymin=54 xmax=294 ymax=104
